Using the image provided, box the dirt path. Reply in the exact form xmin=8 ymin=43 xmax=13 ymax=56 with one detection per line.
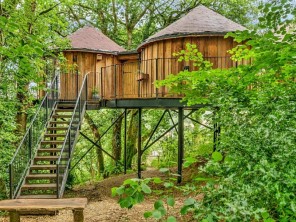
xmin=0 ymin=170 xmax=190 ymax=222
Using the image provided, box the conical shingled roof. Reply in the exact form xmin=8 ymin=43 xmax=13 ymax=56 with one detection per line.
xmin=68 ymin=26 xmax=125 ymax=53
xmin=138 ymin=5 xmax=246 ymax=49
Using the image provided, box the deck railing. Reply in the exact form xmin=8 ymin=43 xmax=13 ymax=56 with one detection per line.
xmin=56 ymin=73 xmax=88 ymax=198
xmin=99 ymin=57 xmax=248 ymax=99
xmin=9 ymin=73 xmax=60 ymax=199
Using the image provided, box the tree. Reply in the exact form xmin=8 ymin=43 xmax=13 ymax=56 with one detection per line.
xmin=0 ymin=0 xmax=71 ymax=198
xmin=67 ymin=0 xmax=260 ymax=49
xmin=0 ymin=0 xmax=70 ymax=132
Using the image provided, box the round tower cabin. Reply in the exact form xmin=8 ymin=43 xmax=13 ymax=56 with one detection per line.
xmin=136 ymin=5 xmax=246 ymax=98
xmin=61 ymin=26 xmax=125 ymax=100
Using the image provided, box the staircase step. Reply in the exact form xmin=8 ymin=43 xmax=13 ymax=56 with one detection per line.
xmin=44 ymin=134 xmax=66 ymax=137
xmin=38 ymin=148 xmax=62 ymax=153
xmin=22 ymin=183 xmax=56 ymax=190
xmin=18 ymin=195 xmax=57 ymax=199
xmin=57 ymin=103 xmax=75 ymax=108
xmin=55 ymin=109 xmax=74 ymax=112
xmin=26 ymin=174 xmax=57 ymax=179
xmin=30 ymin=165 xmax=57 ymax=170
xmin=34 ymin=156 xmax=59 ymax=161
xmin=52 ymin=114 xmax=74 ymax=118
xmin=47 ymin=127 xmax=69 ymax=131
xmin=48 ymin=121 xmax=71 ymax=125
xmin=41 ymin=141 xmax=64 ymax=145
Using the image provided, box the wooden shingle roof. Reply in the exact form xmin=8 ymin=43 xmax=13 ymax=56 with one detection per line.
xmin=138 ymin=5 xmax=246 ymax=49
xmin=68 ymin=26 xmax=125 ymax=54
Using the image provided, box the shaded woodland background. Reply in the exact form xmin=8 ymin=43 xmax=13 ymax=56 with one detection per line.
xmin=0 ymin=0 xmax=262 ymax=197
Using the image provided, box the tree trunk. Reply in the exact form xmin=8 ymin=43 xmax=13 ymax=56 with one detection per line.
xmin=84 ymin=112 xmax=105 ymax=176
xmin=16 ymin=91 xmax=28 ymax=134
xmin=127 ymin=29 xmax=133 ymax=49
xmin=126 ymin=110 xmax=138 ymax=168
xmin=112 ymin=111 xmax=123 ymax=165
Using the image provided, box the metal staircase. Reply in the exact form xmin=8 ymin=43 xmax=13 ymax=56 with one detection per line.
xmin=9 ymin=73 xmax=88 ymax=199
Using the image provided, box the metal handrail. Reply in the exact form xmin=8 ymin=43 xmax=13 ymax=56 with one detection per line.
xmin=9 ymin=72 xmax=60 ymax=199
xmin=56 ymin=73 xmax=88 ymax=198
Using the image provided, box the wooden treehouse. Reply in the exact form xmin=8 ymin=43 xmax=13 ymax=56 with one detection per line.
xmin=8 ymin=5 xmax=247 ymax=201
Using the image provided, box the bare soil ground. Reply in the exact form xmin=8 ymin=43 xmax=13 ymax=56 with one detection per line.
xmin=0 ymin=166 xmax=202 ymax=222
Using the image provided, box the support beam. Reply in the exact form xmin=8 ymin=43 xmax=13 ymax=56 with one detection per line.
xmin=168 ymin=110 xmax=178 ymax=134
xmin=178 ymin=108 xmax=184 ymax=184
xmin=142 ymin=110 xmax=196 ymax=153
xmin=142 ymin=110 xmax=167 ymax=153
xmin=124 ymin=109 xmax=127 ymax=174
xmin=213 ymin=123 xmax=221 ymax=151
xmin=171 ymin=110 xmax=212 ymax=130
xmin=80 ymin=132 xmax=124 ymax=166
xmin=138 ymin=108 xmax=142 ymax=179
xmin=70 ymin=110 xmax=128 ymax=171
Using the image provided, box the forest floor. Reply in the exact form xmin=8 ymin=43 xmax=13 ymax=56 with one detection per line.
xmin=0 ymin=166 xmax=203 ymax=222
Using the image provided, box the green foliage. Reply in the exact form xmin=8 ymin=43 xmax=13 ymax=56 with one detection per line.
xmin=112 ymin=178 xmax=152 ymax=209
xmin=156 ymin=1 xmax=296 ymax=221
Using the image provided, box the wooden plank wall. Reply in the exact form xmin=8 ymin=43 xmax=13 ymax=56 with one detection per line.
xmin=60 ymin=52 xmax=97 ymax=100
xmin=138 ymin=36 xmax=240 ymax=98
xmin=61 ymin=52 xmax=120 ymax=100
xmin=61 ymin=37 xmax=248 ymax=101
xmin=99 ymin=55 xmax=120 ymax=99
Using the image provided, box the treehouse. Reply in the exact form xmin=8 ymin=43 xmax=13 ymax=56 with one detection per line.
xmin=101 ymin=5 xmax=246 ymax=100
xmin=8 ymin=5 xmax=247 ymax=200
xmin=61 ymin=26 xmax=129 ymax=100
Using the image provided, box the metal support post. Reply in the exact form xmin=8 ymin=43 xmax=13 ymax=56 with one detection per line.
xmin=9 ymin=164 xmax=13 ymax=199
xmin=213 ymin=123 xmax=221 ymax=151
xmin=138 ymin=108 xmax=142 ymax=179
xmin=177 ymin=108 xmax=184 ymax=183
xmin=28 ymin=127 xmax=32 ymax=161
xmin=114 ymin=65 xmax=117 ymax=98
xmin=124 ymin=109 xmax=127 ymax=174
xmin=100 ymin=67 xmax=103 ymax=99
xmin=155 ymin=59 xmax=158 ymax=98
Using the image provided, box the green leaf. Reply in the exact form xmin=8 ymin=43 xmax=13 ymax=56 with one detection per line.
xmin=153 ymin=177 xmax=163 ymax=184
xmin=119 ymin=196 xmax=133 ymax=209
xmin=180 ymin=205 xmax=190 ymax=215
xmin=158 ymin=206 xmax=167 ymax=216
xmin=141 ymin=183 xmax=151 ymax=194
xmin=167 ymin=197 xmax=175 ymax=207
xmin=212 ymin=151 xmax=223 ymax=162
xmin=184 ymin=198 xmax=195 ymax=206
xmin=164 ymin=182 xmax=174 ymax=188
xmin=116 ymin=186 xmax=125 ymax=195
xmin=167 ymin=216 xmax=177 ymax=222
xmin=261 ymin=212 xmax=270 ymax=219
xmin=144 ymin=211 xmax=152 ymax=218
xmin=152 ymin=210 xmax=162 ymax=219
xmin=134 ymin=192 xmax=144 ymax=203
xmin=111 ymin=187 xmax=118 ymax=197
xmin=154 ymin=200 xmax=164 ymax=209
xmin=159 ymin=168 xmax=169 ymax=173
